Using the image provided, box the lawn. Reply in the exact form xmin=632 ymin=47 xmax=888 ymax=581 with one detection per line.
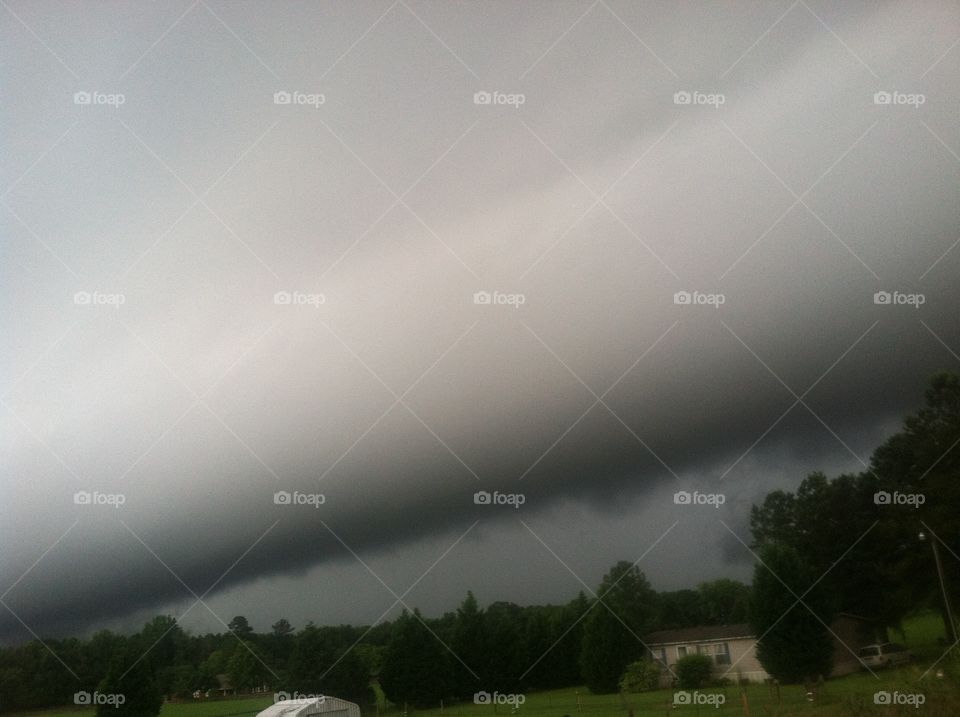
xmin=6 ymin=697 xmax=275 ymax=717
xmin=9 ymin=612 xmax=957 ymax=717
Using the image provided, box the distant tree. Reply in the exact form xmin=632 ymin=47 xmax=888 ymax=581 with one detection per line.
xmin=656 ymin=589 xmax=704 ymax=629
xmin=135 ymin=616 xmax=184 ymax=696
xmin=580 ymin=562 xmax=657 ymax=693
xmin=750 ymin=543 xmax=833 ymax=683
xmin=168 ymin=664 xmax=197 ymax=699
xmin=272 ymin=619 xmax=294 ymax=637
xmin=79 ymin=631 xmax=128 ymax=695
xmin=379 ymin=609 xmax=450 ymax=707
xmin=264 ymin=618 xmax=295 ymax=672
xmin=484 ymin=602 xmax=526 ymax=692
xmin=286 ymin=625 xmax=369 ymax=700
xmin=450 ymin=591 xmax=485 ymax=697
xmin=554 ymin=592 xmax=591 ymax=686
xmin=96 ymin=652 xmax=163 ymax=717
xmin=198 ymin=649 xmax=228 ymax=690
xmin=228 ymin=616 xmax=254 ymax=638
xmin=353 ymin=644 xmax=385 ymax=682
xmin=675 ymin=654 xmax=713 ymax=689
xmin=697 ymin=579 xmax=751 ymax=625
xmin=226 ymin=641 xmax=266 ymax=691
xmin=522 ymin=606 xmax=555 ymax=689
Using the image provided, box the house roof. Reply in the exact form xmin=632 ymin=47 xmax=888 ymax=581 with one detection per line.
xmin=644 ymin=623 xmax=754 ymax=646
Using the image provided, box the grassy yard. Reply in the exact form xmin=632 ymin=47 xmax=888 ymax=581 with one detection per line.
xmin=9 ymin=612 xmax=957 ymax=717
xmin=5 ymin=698 xmax=275 ymax=717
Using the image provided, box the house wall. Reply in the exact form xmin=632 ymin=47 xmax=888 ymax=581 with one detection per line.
xmin=651 ymin=617 xmax=871 ymax=687
xmin=653 ymin=637 xmax=770 ymax=686
xmin=721 ymin=637 xmax=769 ymax=683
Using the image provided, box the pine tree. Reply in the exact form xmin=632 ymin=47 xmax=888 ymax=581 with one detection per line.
xmin=450 ymin=592 xmax=486 ymax=698
xmin=95 ymin=653 xmax=163 ymax=717
xmin=580 ymin=562 xmax=656 ymax=693
xmin=750 ymin=543 xmax=834 ymax=682
xmin=379 ymin=609 xmax=451 ymax=707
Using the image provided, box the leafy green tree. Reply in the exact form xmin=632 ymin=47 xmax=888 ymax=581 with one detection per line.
xmin=379 ymin=609 xmax=450 ymax=707
xmin=750 ymin=472 xmax=910 ymax=628
xmin=272 ymin=619 xmax=294 ymax=637
xmin=286 ymin=625 xmax=369 ymax=700
xmin=697 ymin=579 xmax=751 ymax=624
xmin=656 ymin=589 xmax=704 ymax=629
xmin=228 ymin=616 xmax=254 ymax=639
xmin=750 ymin=543 xmax=833 ymax=683
xmin=871 ymin=372 xmax=960 ymax=637
xmin=168 ymin=664 xmax=197 ymax=699
xmin=96 ymin=653 xmax=163 ymax=717
xmin=226 ymin=641 xmax=266 ymax=691
xmin=198 ymin=649 xmax=228 ymax=690
xmin=580 ymin=562 xmax=657 ymax=693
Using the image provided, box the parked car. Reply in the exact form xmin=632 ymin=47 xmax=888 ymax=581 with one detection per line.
xmin=858 ymin=642 xmax=912 ymax=668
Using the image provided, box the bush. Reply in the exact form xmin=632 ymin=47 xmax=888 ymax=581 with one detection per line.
xmin=676 ymin=654 xmax=713 ymax=689
xmin=619 ymin=660 xmax=660 ymax=693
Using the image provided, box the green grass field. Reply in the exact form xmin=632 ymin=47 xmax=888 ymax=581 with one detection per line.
xmin=10 ymin=611 xmax=957 ymax=717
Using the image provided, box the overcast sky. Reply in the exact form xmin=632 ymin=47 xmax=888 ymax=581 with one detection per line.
xmin=2 ymin=0 xmax=960 ymax=643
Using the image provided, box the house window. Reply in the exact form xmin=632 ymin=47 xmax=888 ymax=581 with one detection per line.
xmin=677 ymin=646 xmax=688 ymax=659
xmin=649 ymin=647 xmax=667 ymax=667
xmin=699 ymin=643 xmax=731 ymax=665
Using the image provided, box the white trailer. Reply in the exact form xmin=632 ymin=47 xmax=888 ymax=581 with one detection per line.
xmin=256 ymin=697 xmax=361 ymax=717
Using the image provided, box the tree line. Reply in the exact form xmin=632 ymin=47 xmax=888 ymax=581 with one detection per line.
xmin=0 ymin=576 xmax=748 ymax=712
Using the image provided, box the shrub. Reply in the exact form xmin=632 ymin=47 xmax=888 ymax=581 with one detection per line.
xmin=676 ymin=654 xmax=713 ymax=689
xmin=619 ymin=660 xmax=660 ymax=693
